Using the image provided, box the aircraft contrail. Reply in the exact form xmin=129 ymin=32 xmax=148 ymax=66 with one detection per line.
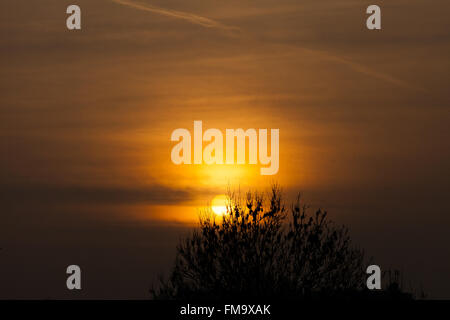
xmin=308 ymin=49 xmax=425 ymax=91
xmin=110 ymin=0 xmax=422 ymax=91
xmin=110 ymin=0 xmax=239 ymax=32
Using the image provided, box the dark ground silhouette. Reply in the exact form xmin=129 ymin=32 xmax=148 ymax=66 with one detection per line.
xmin=152 ymin=186 xmax=415 ymax=300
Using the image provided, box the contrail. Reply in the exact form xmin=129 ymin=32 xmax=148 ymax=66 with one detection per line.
xmin=311 ymin=50 xmax=425 ymax=91
xmin=283 ymin=44 xmax=426 ymax=92
xmin=110 ymin=0 xmax=422 ymax=91
xmin=110 ymin=0 xmax=239 ymax=32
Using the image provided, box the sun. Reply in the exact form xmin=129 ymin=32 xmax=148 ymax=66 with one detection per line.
xmin=211 ymin=194 xmax=228 ymax=215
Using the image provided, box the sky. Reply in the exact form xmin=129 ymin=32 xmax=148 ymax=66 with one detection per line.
xmin=1 ymin=0 xmax=450 ymax=298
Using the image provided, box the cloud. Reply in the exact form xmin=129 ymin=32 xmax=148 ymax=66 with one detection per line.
xmin=110 ymin=1 xmax=418 ymax=90
xmin=110 ymin=0 xmax=239 ymax=32
xmin=0 ymin=183 xmax=192 ymax=206
xmin=304 ymin=48 xmax=426 ymax=92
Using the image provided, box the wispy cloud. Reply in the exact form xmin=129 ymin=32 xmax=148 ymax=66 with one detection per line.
xmin=110 ymin=0 xmax=422 ymax=91
xmin=306 ymin=48 xmax=426 ymax=92
xmin=1 ymin=183 xmax=193 ymax=206
xmin=111 ymin=0 xmax=239 ymax=32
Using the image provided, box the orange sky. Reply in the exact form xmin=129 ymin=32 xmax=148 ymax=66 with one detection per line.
xmin=1 ymin=0 xmax=450 ymax=298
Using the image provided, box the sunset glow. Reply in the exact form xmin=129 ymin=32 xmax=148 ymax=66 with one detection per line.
xmin=211 ymin=194 xmax=228 ymax=216
xmin=2 ymin=0 xmax=450 ymax=300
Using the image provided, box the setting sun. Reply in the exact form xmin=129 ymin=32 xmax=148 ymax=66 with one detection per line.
xmin=2 ymin=0 xmax=449 ymax=302
xmin=211 ymin=194 xmax=228 ymax=215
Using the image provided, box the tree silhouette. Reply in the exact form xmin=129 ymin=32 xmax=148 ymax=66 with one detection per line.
xmin=152 ymin=186 xmax=412 ymax=300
